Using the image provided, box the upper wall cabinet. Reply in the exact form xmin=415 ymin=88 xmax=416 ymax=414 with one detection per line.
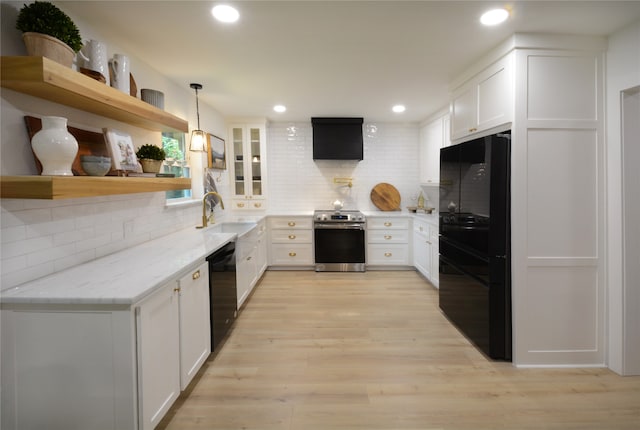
xmin=450 ymin=54 xmax=513 ymax=142
xmin=419 ymin=112 xmax=450 ymax=186
xmin=229 ymin=122 xmax=267 ymax=210
xmin=0 ymin=56 xmax=188 ymax=133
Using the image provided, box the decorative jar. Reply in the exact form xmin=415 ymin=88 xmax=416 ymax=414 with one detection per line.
xmin=31 ymin=116 xmax=78 ymax=176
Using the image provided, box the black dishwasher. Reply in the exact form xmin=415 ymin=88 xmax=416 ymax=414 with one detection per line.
xmin=206 ymin=242 xmax=237 ymax=351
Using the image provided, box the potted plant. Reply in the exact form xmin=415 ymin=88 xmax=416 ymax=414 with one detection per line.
xmin=136 ymin=144 xmax=166 ymax=173
xmin=15 ymin=1 xmax=83 ymax=68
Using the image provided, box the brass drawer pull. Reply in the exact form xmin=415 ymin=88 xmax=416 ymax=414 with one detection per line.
xmin=288 ymin=235 xmax=296 ymax=240
xmin=289 ymin=252 xmax=297 ymax=257
xmin=384 ymin=252 xmax=392 ymax=257
xmin=192 ymin=270 xmax=200 ymax=280
xmin=254 ymin=202 xmax=262 ymax=208
xmin=237 ymin=202 xmax=245 ymax=208
xmin=384 ymin=235 xmax=392 ymax=240
xmin=384 ymin=222 xmax=392 ymax=227
xmin=174 ymin=287 xmax=181 ymax=293
xmin=288 ymin=221 xmax=296 ymax=227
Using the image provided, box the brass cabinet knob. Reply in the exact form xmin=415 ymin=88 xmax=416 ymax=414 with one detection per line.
xmin=384 ymin=252 xmax=392 ymax=257
xmin=192 ymin=270 xmax=200 ymax=280
xmin=237 ymin=202 xmax=245 ymax=208
xmin=254 ymin=202 xmax=262 ymax=208
xmin=289 ymin=252 xmax=297 ymax=257
xmin=384 ymin=222 xmax=392 ymax=227
xmin=384 ymin=235 xmax=392 ymax=240
xmin=288 ymin=221 xmax=296 ymax=227
xmin=288 ymin=235 xmax=296 ymax=240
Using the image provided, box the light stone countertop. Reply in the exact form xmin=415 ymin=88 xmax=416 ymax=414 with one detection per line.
xmin=1 ymin=210 xmax=439 ymax=306
xmin=0 ymin=225 xmax=239 ymax=306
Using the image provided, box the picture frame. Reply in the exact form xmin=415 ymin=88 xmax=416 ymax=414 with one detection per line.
xmin=103 ymin=128 xmax=138 ymax=171
xmin=207 ymin=133 xmax=226 ymax=170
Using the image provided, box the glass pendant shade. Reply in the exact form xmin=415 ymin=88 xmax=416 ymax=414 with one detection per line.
xmin=189 ymin=83 xmax=206 ymax=152
xmin=189 ymin=129 xmax=207 ymax=152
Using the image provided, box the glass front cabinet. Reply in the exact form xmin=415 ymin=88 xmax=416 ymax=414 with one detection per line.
xmin=229 ymin=123 xmax=267 ymax=210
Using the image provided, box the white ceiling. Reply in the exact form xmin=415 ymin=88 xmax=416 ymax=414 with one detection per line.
xmin=59 ymin=1 xmax=640 ymax=123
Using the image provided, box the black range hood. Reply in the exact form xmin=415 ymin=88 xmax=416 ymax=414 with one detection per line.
xmin=312 ymin=117 xmax=364 ymax=161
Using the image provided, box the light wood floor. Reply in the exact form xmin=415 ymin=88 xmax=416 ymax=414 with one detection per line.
xmin=158 ymin=271 xmax=640 ymax=430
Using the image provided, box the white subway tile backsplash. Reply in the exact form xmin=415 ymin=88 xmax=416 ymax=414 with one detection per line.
xmin=1 ymin=192 xmax=202 ymax=290
xmin=267 ymin=122 xmax=420 ymax=212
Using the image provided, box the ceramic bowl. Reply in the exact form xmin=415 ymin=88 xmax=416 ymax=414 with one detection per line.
xmin=81 ymin=156 xmax=111 ymax=176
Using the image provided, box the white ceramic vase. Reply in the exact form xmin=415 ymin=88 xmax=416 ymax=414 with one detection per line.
xmin=31 ymin=116 xmax=78 ymax=176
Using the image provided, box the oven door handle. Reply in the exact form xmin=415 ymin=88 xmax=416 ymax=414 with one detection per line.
xmin=314 ymin=223 xmax=365 ymax=230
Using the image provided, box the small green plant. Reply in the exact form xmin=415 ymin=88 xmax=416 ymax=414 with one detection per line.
xmin=136 ymin=144 xmax=166 ymax=161
xmin=16 ymin=1 xmax=83 ymax=52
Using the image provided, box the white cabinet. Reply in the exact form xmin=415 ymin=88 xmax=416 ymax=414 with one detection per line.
xmin=236 ymin=221 xmax=267 ymax=308
xmin=1 ymin=261 xmax=211 ymax=430
xmin=419 ymin=112 xmax=450 ymax=185
xmin=137 ymin=282 xmax=181 ymax=430
xmin=412 ymin=217 xmax=440 ymax=287
xmin=177 ymin=263 xmax=211 ymax=390
xmin=429 ymin=226 xmax=439 ymax=287
xmin=367 ymin=217 xmax=411 ymax=266
xmin=229 ymin=123 xmax=267 ymax=210
xmin=413 ymin=218 xmax=431 ymax=279
xmin=450 ymin=54 xmax=513 ymax=141
xmin=268 ymin=216 xmax=314 ymax=267
xmin=136 ymin=261 xmax=210 ymax=429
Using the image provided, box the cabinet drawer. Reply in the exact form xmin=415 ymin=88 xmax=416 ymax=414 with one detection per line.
xmin=413 ymin=219 xmax=430 ymax=235
xmin=367 ymin=244 xmax=409 ymax=265
xmin=269 ymin=216 xmax=312 ymax=229
xmin=232 ymin=198 xmax=266 ymax=210
xmin=367 ymin=229 xmax=409 ymax=244
xmin=367 ymin=217 xmax=410 ymax=230
xmin=270 ymin=244 xmax=313 ymax=265
xmin=271 ymin=229 xmax=313 ymax=244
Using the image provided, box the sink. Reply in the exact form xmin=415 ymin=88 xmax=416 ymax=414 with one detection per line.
xmin=207 ymin=221 xmax=256 ymax=237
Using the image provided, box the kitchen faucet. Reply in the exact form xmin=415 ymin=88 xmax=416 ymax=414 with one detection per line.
xmin=196 ymin=191 xmax=225 ymax=229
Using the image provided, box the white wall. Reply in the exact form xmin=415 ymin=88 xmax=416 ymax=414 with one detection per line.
xmin=606 ymin=20 xmax=640 ymax=375
xmin=0 ymin=2 xmax=228 ymax=289
xmin=266 ymin=122 xmax=420 ymax=212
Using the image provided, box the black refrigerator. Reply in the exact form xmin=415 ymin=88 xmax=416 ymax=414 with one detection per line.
xmin=439 ymin=130 xmax=511 ymax=360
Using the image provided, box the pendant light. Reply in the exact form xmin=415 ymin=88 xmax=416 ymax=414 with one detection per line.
xmin=189 ymin=83 xmax=207 ymax=152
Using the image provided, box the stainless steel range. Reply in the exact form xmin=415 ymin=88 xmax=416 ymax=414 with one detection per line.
xmin=314 ymin=210 xmax=366 ymax=272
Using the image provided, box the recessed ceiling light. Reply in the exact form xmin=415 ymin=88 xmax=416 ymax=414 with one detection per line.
xmin=212 ymin=4 xmax=239 ymax=23
xmin=273 ymin=105 xmax=287 ymax=113
xmin=392 ymin=105 xmax=406 ymax=113
xmin=480 ymin=8 xmax=509 ymax=26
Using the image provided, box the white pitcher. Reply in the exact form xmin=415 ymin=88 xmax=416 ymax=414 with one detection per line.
xmin=78 ymin=39 xmax=110 ymax=85
xmin=108 ymin=54 xmax=130 ymax=94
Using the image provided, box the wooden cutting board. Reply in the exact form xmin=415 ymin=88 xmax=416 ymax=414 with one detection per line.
xmin=370 ymin=183 xmax=401 ymax=211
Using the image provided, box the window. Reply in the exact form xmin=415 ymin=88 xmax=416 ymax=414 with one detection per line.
xmin=162 ymin=132 xmax=192 ymax=200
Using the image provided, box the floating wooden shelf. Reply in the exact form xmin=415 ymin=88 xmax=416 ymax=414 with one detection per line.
xmin=1 ymin=56 xmax=188 ymax=133
xmin=0 ymin=176 xmax=192 ymax=200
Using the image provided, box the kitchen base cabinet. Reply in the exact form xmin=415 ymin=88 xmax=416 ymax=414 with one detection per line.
xmin=177 ymin=263 xmax=211 ymax=389
xmin=367 ymin=216 xmax=411 ymax=268
xmin=137 ymin=282 xmax=181 ymax=429
xmin=413 ymin=218 xmax=432 ymax=279
xmin=412 ymin=217 xmax=439 ymax=287
xmin=236 ymin=221 xmax=267 ymax=308
xmin=1 ymin=308 xmax=136 ymax=430
xmin=268 ymin=216 xmax=314 ymax=268
xmin=0 ymin=262 xmax=211 ymax=430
